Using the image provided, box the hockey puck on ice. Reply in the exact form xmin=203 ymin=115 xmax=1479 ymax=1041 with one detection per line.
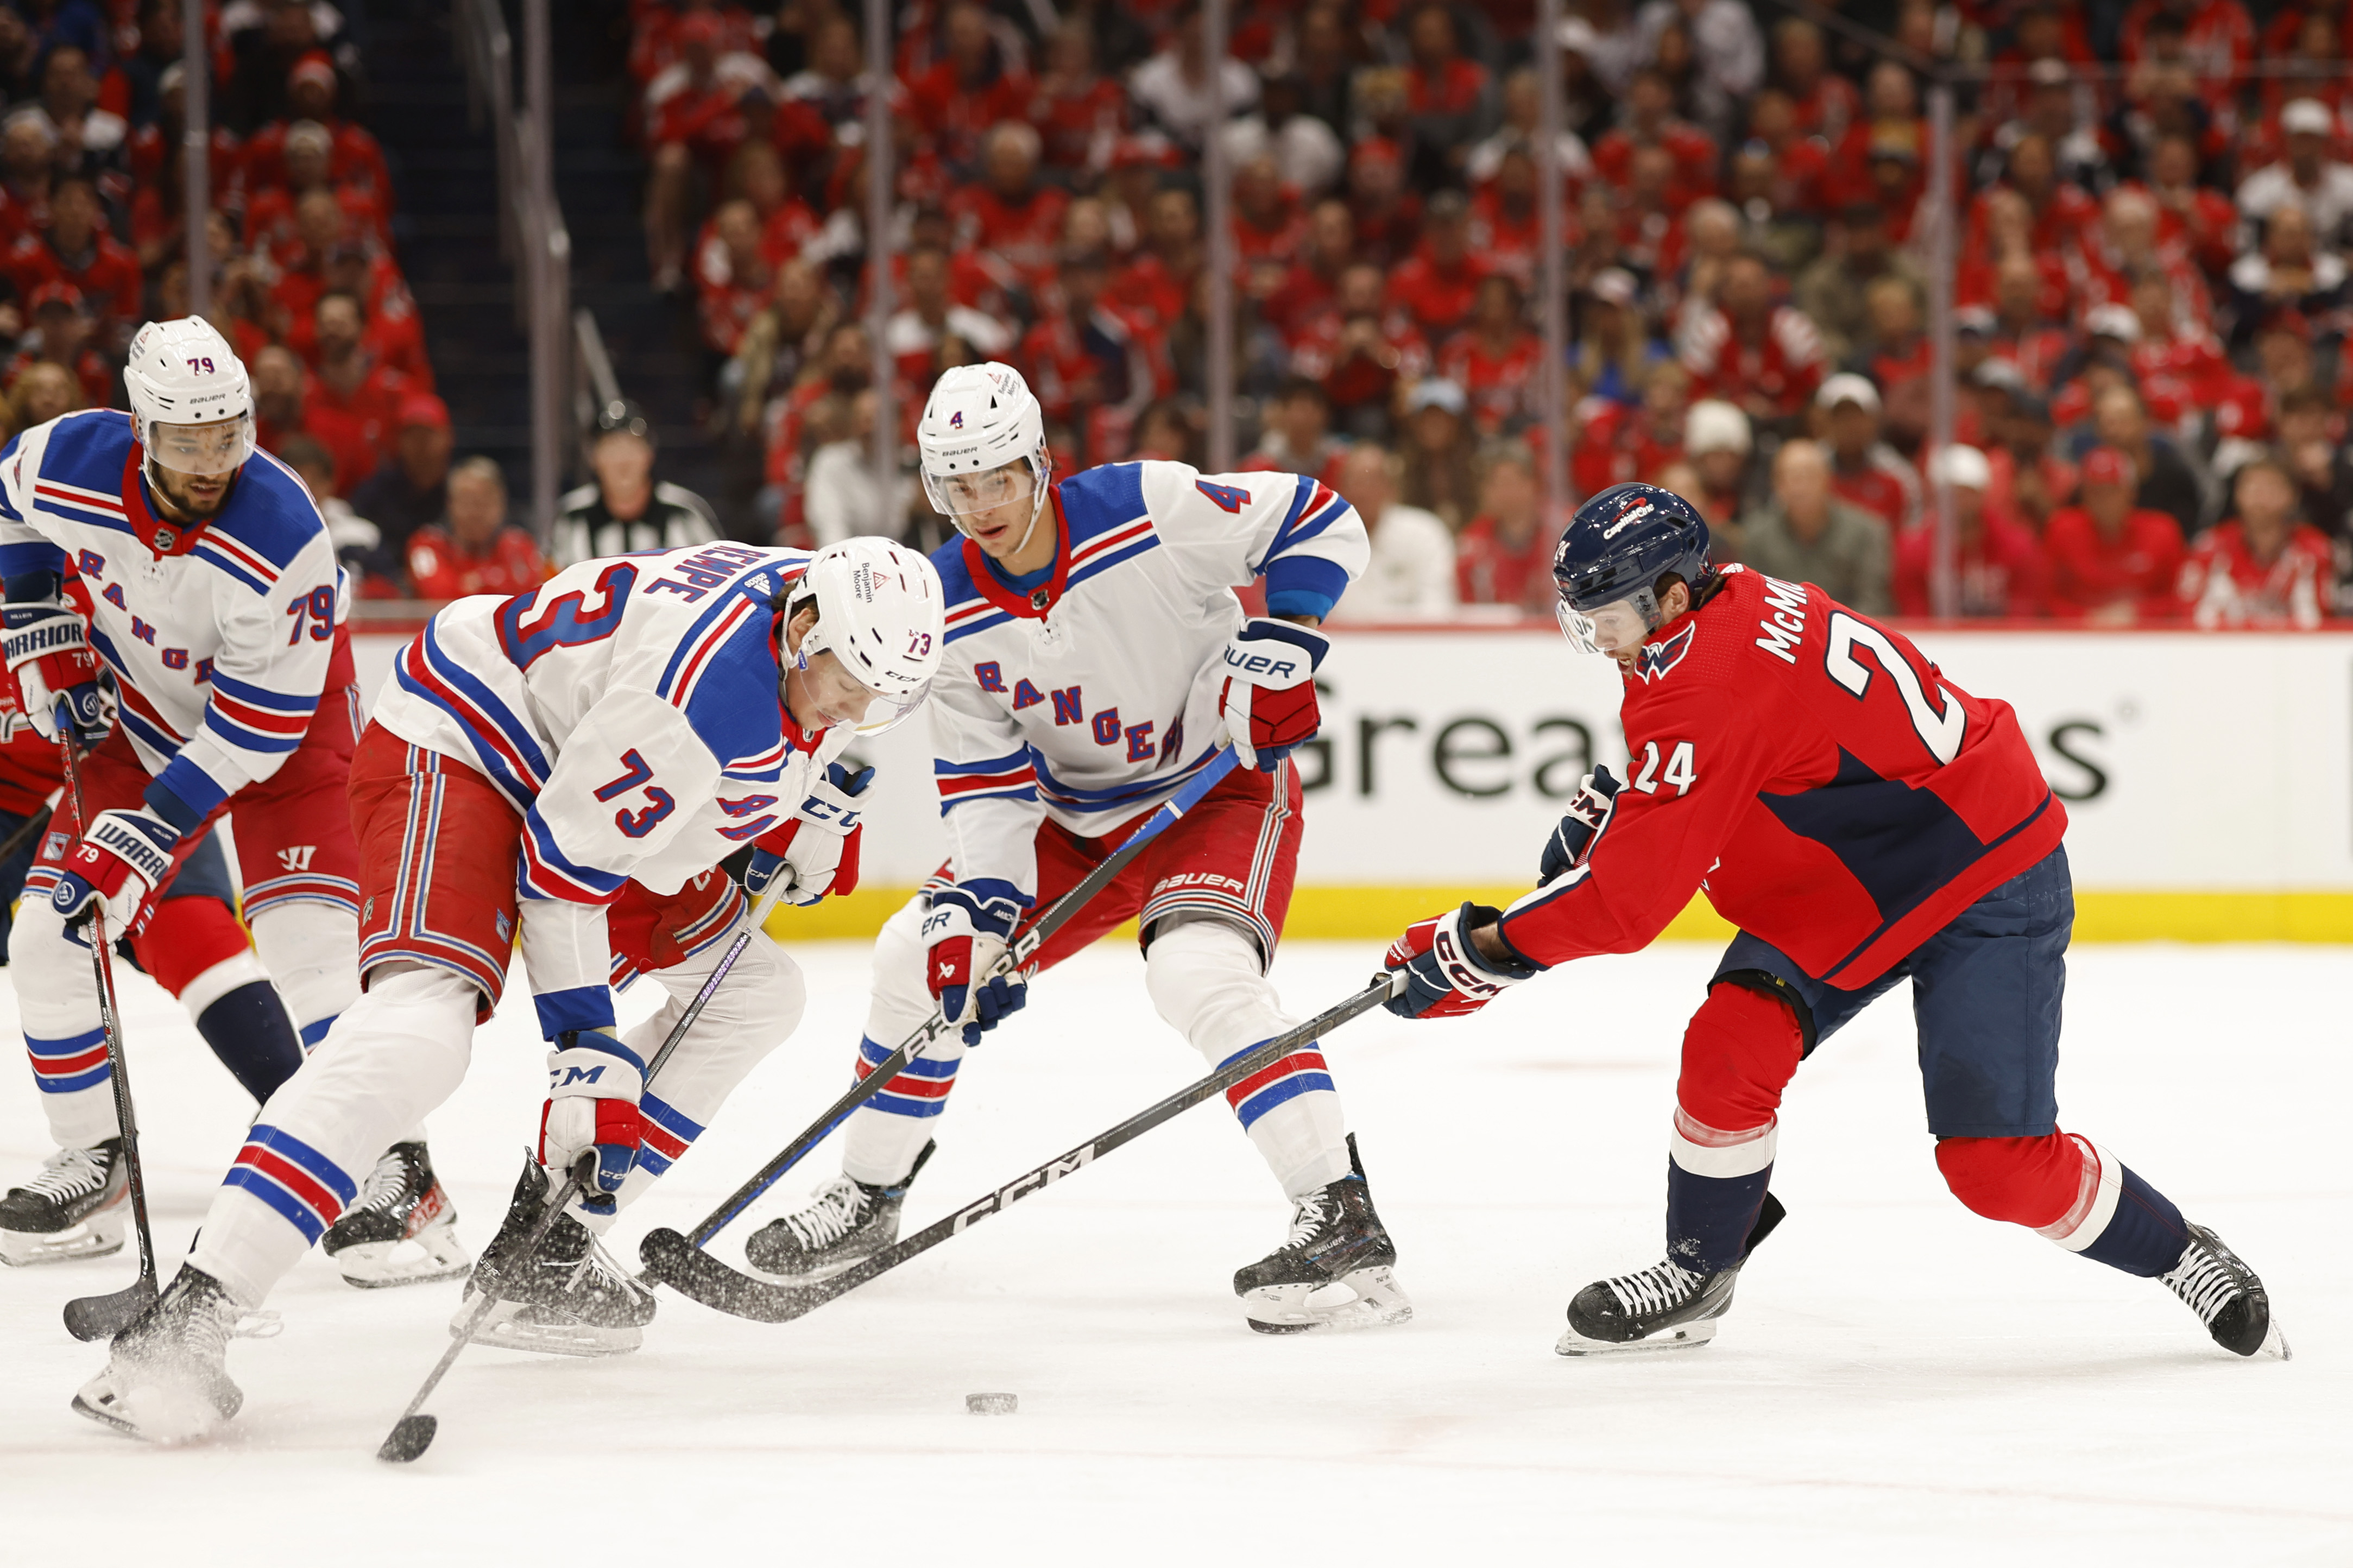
xmin=966 ymin=1392 xmax=1017 ymax=1415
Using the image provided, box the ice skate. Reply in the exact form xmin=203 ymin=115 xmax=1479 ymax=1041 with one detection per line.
xmin=455 ymin=1162 xmax=655 ymax=1357
xmin=1556 ymin=1193 xmax=1786 ymax=1356
xmin=321 ymin=1140 xmax=471 ymax=1288
xmin=1234 ymin=1135 xmax=1412 ymax=1335
xmin=72 ymin=1267 xmax=244 ymax=1443
xmin=0 ymin=1139 xmax=128 ymax=1265
xmin=2160 ymin=1222 xmax=2290 ymax=1360
xmin=744 ymin=1139 xmax=934 ymax=1280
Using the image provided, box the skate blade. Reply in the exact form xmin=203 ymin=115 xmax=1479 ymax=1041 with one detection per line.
xmin=1 ymin=1211 xmax=127 ymax=1266
xmin=71 ymin=1370 xmax=240 ymax=1444
xmin=1242 ymin=1267 xmax=1415 ymax=1336
xmin=1554 ymin=1317 xmax=1720 ymax=1357
xmin=328 ymin=1229 xmax=473 ymax=1289
xmin=2258 ymin=1317 xmax=2292 ymax=1362
xmin=455 ymin=1299 xmax=644 ymax=1358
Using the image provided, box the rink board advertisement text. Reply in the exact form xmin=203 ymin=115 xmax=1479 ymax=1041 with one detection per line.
xmin=348 ymin=627 xmax=2353 ymax=942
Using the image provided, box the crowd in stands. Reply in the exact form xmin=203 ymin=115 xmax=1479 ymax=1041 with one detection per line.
xmin=647 ymin=0 xmax=2353 ymax=627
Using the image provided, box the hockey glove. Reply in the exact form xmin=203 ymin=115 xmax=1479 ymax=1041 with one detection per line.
xmin=922 ymin=881 xmax=1030 ymax=1047
xmin=745 ymin=762 xmax=873 ymax=910
xmin=1539 ymin=766 xmax=1622 ymax=884
xmin=540 ymin=1030 xmax=645 ymax=1210
xmin=1216 ymin=617 xmax=1330 ymax=772
xmin=51 ymin=806 xmax=181 ymax=933
xmin=1383 ymin=902 xmax=1544 ymax=1019
xmin=2 ymin=599 xmax=110 ymax=746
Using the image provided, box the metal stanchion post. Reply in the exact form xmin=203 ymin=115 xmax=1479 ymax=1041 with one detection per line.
xmin=1203 ymin=0 xmax=1233 ymax=472
xmin=867 ymin=0 xmax=897 ymax=519
xmin=1926 ymin=79 xmax=1958 ymax=621
xmin=1536 ymin=0 xmax=1568 ymax=536
xmin=181 ymin=0 xmax=210 ymax=318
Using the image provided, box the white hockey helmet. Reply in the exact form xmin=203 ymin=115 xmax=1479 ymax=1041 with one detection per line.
xmin=784 ymin=537 xmax=947 ymax=732
xmin=917 ymin=361 xmax=1052 ymax=542
xmin=123 ymin=317 xmax=255 ymax=479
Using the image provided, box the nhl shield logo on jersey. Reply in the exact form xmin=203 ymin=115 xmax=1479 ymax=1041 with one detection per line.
xmin=1632 ymin=624 xmax=1696 ymax=684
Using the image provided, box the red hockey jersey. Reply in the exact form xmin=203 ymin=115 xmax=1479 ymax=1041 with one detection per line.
xmin=1497 ymin=566 xmax=2066 ymax=988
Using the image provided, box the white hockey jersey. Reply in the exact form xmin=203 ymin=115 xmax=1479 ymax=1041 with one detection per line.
xmin=0 ymin=410 xmax=344 ymax=824
xmin=373 ymin=541 xmax=852 ymax=1036
xmin=929 ymin=460 xmax=1367 ymax=912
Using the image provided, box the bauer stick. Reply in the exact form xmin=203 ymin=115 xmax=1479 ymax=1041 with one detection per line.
xmin=658 ymin=745 xmax=1244 ymax=1261
xmin=639 ymin=966 xmax=1406 ymax=1324
xmin=375 ymin=926 xmax=754 ymax=1465
xmin=55 ymin=732 xmax=163 ymax=1343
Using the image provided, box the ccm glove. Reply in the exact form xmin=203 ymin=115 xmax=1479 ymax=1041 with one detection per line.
xmin=2 ymin=596 xmax=110 ymax=745
xmin=539 ymin=1030 xmax=645 ymax=1210
xmin=745 ymin=763 xmax=873 ymax=909
xmin=1215 ymin=617 xmax=1330 ymax=772
xmin=51 ymin=806 xmax=181 ymax=931
xmin=922 ymin=882 xmax=1029 ymax=1046
xmin=1383 ymin=902 xmax=1544 ymax=1019
xmin=1539 ymin=766 xmax=1622 ymax=884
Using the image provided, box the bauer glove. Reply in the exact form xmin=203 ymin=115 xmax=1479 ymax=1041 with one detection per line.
xmin=1383 ymin=902 xmax=1544 ymax=1020
xmin=922 ymin=879 xmax=1030 ymax=1047
xmin=745 ymin=762 xmax=873 ymax=910
xmin=540 ymin=1029 xmax=645 ymax=1210
xmin=1215 ymin=617 xmax=1329 ymax=772
xmin=51 ymin=805 xmax=181 ymax=933
xmin=2 ymin=596 xmax=110 ymax=746
xmin=1539 ymin=766 xmax=1622 ymax=885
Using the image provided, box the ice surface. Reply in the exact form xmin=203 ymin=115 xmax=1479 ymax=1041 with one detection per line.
xmin=2 ymin=940 xmax=2345 ymax=1563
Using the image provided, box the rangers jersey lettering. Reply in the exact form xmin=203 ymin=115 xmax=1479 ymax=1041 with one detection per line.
xmin=929 ymin=460 xmax=1367 ymax=909
xmin=0 ymin=409 xmax=342 ymax=821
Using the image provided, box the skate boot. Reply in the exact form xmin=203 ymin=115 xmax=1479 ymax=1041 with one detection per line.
xmin=1557 ymin=1193 xmax=1786 ymax=1356
xmin=744 ymin=1139 xmax=935 ymax=1280
xmin=72 ymin=1267 xmax=244 ymax=1443
xmin=2160 ymin=1222 xmax=2291 ymax=1360
xmin=0 ymin=1139 xmax=128 ymax=1265
xmin=453 ymin=1161 xmax=655 ymax=1357
xmin=1234 ymin=1135 xmax=1413 ymax=1335
xmin=321 ymin=1140 xmax=471 ymax=1288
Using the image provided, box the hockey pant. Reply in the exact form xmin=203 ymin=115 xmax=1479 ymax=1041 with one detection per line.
xmin=1667 ymin=847 xmax=2190 ymax=1278
xmin=14 ymin=698 xmax=360 ymax=1148
xmin=841 ymin=761 xmax=1350 ymax=1200
xmin=186 ymin=906 xmax=806 ymax=1310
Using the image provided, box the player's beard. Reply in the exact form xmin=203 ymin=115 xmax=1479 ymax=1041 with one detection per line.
xmin=148 ymin=461 xmax=235 ymax=522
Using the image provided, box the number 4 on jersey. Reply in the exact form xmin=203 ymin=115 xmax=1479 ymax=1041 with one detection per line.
xmin=1195 ymin=480 xmax=1252 ymax=513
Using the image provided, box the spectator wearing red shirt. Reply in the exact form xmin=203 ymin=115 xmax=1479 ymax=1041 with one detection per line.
xmin=1742 ymin=87 xmax=1833 ymax=220
xmin=2043 ymin=446 xmax=2188 ymax=623
xmin=2138 ymin=134 xmax=2241 ymax=279
xmin=1768 ymin=18 xmax=1858 ymax=149
xmin=1289 ymin=261 xmax=1431 ymax=429
xmin=949 ymin=121 xmax=1071 ymax=294
xmin=1815 ymin=374 xmax=1919 ymax=532
xmin=1111 ymin=186 xmax=1201 ymax=336
xmin=1345 ymin=137 xmax=1424 ymax=269
xmin=1678 ymin=252 xmax=1825 ymax=429
xmin=1019 ymin=250 xmax=1156 ymax=465
xmin=909 ymin=2 xmax=1032 ymax=174
xmin=1455 ymin=441 xmax=1555 ymax=614
xmin=1466 ymin=143 xmax=1543 ymax=294
xmin=1388 ymin=191 xmax=1486 ymax=344
xmin=7 ymin=283 xmax=110 ymax=409
xmin=1572 ymin=359 xmax=1691 ymax=498
xmin=4 ymin=176 xmax=139 ymax=346
xmin=1439 ymin=275 xmax=1540 ymax=435
xmin=250 ymin=344 xmax=324 ymax=463
xmin=1894 ymin=446 xmax=2049 ymax=617
xmin=884 ymin=243 xmax=1014 ymax=384
xmin=2179 ymin=460 xmax=2337 ymax=628
xmin=244 ymin=120 xmax=389 ymax=268
xmin=695 ymin=199 xmax=774 ymax=358
xmin=243 ymin=52 xmax=395 ymax=208
xmin=264 ymin=188 xmax=352 ymax=339
xmin=1591 ymin=68 xmax=1719 ymax=214
xmin=1972 ymin=134 xmax=2101 ymax=259
xmin=644 ymin=14 xmax=775 ymax=290
xmin=1401 ymin=3 xmax=1496 ymax=185
xmin=405 ymin=458 xmax=548 ymax=600
xmin=1263 ymin=197 xmax=1355 ymax=344
xmin=1852 ymin=274 xmax=1931 ymax=390
xmin=1026 ymin=17 xmax=1126 ymax=180
xmin=304 ymin=291 xmax=412 ymax=489
xmin=0 ymin=119 xmax=56 ymax=251
xmin=2121 ymin=0 xmax=2254 ymax=118
xmin=1238 ymin=375 xmax=1348 ymax=493
xmin=1229 ymin=151 xmax=1308 ymax=292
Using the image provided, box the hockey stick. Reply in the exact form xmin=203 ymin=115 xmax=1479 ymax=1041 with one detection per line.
xmin=660 ymin=745 xmax=1243 ymax=1259
xmin=55 ymin=734 xmax=163 ymax=1343
xmin=639 ymin=967 xmax=1406 ymax=1324
xmin=0 ymin=793 xmax=59 ymax=868
xmin=375 ymin=925 xmax=753 ymax=1465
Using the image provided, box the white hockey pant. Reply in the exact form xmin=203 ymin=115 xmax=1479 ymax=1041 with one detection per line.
xmin=840 ymin=897 xmax=1349 ymax=1199
xmin=187 ymin=915 xmax=805 ymax=1308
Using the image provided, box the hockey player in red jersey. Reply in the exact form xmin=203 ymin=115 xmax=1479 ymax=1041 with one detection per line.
xmin=1381 ymin=482 xmax=2287 ymax=1363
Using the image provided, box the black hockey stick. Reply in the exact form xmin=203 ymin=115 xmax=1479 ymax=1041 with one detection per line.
xmin=0 ymin=793 xmax=58 ymax=867
xmin=375 ymin=926 xmax=753 ymax=1465
xmin=56 ymin=734 xmax=163 ymax=1343
xmin=659 ymin=746 xmax=1243 ymax=1259
xmin=639 ymin=968 xmax=1406 ymax=1324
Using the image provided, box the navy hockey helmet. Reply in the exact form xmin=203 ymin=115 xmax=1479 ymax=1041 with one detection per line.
xmin=1551 ymin=482 xmax=1714 ymax=655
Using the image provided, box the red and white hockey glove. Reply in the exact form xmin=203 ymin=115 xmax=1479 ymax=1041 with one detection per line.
xmin=745 ymin=763 xmax=872 ymax=911
xmin=921 ymin=880 xmax=1030 ymax=1047
xmin=1383 ymin=902 xmax=1544 ymax=1019
xmin=1539 ymin=766 xmax=1622 ymax=885
xmin=2 ymin=597 xmax=110 ymax=745
xmin=1216 ymin=618 xmax=1330 ymax=772
xmin=51 ymin=805 xmax=182 ymax=932
xmin=540 ymin=1030 xmax=645 ymax=1209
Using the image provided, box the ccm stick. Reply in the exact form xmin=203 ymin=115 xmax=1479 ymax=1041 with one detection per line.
xmin=639 ymin=968 xmax=1406 ymax=1323
xmin=654 ymin=747 xmax=1243 ymax=1264
xmin=375 ymin=927 xmax=754 ymax=1464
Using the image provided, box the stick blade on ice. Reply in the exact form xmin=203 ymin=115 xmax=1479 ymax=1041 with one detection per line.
xmin=62 ymin=1276 xmax=156 ymax=1342
xmin=638 ymin=1228 xmax=819 ymax=1323
xmin=376 ymin=1413 xmax=437 ymax=1464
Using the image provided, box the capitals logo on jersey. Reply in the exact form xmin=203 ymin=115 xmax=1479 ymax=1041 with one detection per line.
xmin=1632 ymin=624 xmax=1695 ymax=684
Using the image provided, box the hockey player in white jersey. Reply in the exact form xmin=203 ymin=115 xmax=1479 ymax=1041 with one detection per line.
xmin=0 ymin=319 xmax=462 ymax=1286
xmin=71 ymin=535 xmax=944 ymax=1440
xmin=748 ymin=362 xmax=1408 ymax=1334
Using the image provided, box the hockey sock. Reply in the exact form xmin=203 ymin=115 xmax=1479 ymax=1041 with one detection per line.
xmin=1662 ymin=981 xmax=1805 ymax=1272
xmin=194 ymin=980 xmax=306 ymax=1104
xmin=1666 ymin=1109 xmax=1777 ymax=1272
xmin=1939 ymin=1133 xmax=2192 ymax=1277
